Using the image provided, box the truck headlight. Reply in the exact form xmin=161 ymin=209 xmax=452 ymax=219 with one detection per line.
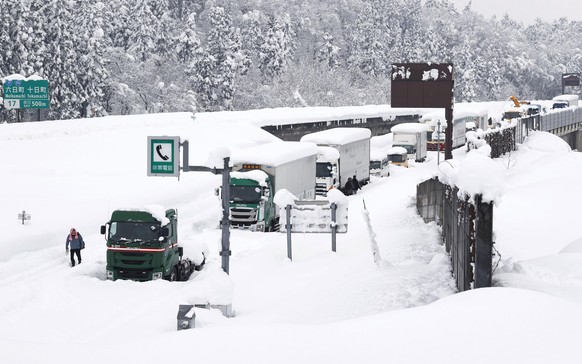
xmin=152 ymin=272 xmax=163 ymax=280
xmin=106 ymin=270 xmax=114 ymax=280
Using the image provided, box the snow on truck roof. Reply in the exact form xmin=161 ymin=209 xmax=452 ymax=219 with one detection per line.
xmin=390 ymin=123 xmax=428 ymax=133
xmin=552 ymin=94 xmax=579 ymax=101
xmin=300 ymin=127 xmax=371 ymax=145
xmin=387 ymin=146 xmax=408 ymax=155
xmin=230 ymin=141 xmax=317 ymax=167
xmin=316 ymin=146 xmax=340 ymax=162
xmin=231 ymin=170 xmax=269 ymax=185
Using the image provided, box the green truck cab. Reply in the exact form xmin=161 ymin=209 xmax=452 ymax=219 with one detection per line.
xmin=100 ymin=207 xmax=204 ymax=281
xmin=230 ymin=171 xmax=276 ymax=232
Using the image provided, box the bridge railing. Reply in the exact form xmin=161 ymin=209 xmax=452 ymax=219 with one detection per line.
xmin=483 ymin=107 xmax=581 ymax=157
xmin=539 ymin=107 xmax=582 ymax=133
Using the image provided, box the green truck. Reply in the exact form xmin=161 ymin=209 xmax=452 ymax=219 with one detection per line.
xmin=229 ymin=142 xmax=317 ymax=232
xmin=100 ymin=207 xmax=204 ymax=281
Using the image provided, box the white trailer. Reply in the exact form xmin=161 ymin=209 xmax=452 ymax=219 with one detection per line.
xmin=390 ymin=123 xmax=428 ymax=162
xmin=301 ymin=128 xmax=371 ymax=196
xmin=552 ymin=94 xmax=579 ymax=107
xmin=229 ymin=141 xmax=317 ymax=231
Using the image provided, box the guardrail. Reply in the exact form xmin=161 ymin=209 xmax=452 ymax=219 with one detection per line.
xmin=480 ymin=107 xmax=582 ymax=157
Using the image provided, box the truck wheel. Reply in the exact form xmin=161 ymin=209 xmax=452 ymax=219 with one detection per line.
xmin=168 ymin=267 xmax=178 ymax=282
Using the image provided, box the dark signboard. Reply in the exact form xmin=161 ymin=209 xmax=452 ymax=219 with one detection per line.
xmin=391 ymin=63 xmax=454 ymax=108
xmin=562 ymin=73 xmax=580 ymax=87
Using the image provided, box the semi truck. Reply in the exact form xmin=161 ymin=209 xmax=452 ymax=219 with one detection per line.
xmin=229 ymin=141 xmax=317 ymax=232
xmin=300 ymin=127 xmax=371 ymax=196
xmin=552 ymin=94 xmax=579 ymax=107
xmin=100 ymin=206 xmax=205 ymax=281
xmin=390 ymin=123 xmax=427 ymax=162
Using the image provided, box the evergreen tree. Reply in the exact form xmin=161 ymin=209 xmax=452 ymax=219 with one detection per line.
xmin=176 ymin=12 xmax=202 ymax=64
xmin=107 ymin=0 xmax=133 ymax=51
xmin=128 ymin=0 xmax=158 ymax=62
xmin=74 ymin=1 xmax=109 ymax=117
xmin=346 ymin=4 xmax=387 ymax=76
xmin=0 ymin=0 xmax=14 ymax=77
xmin=204 ymin=6 xmax=248 ymax=110
xmin=315 ymin=32 xmax=341 ymax=69
xmin=259 ymin=13 xmax=296 ymax=82
xmin=44 ymin=0 xmax=82 ymax=119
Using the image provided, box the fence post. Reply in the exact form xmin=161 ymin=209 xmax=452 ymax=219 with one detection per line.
xmin=475 ymin=195 xmax=493 ymax=288
xmin=286 ymin=204 xmax=292 ymax=261
xmin=331 ymin=203 xmax=337 ymax=252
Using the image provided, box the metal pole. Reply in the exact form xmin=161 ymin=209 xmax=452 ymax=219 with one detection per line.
xmin=286 ymin=205 xmax=292 ymax=261
xmin=181 ymin=140 xmax=190 ymax=172
xmin=445 ymin=107 xmax=453 ymax=160
xmin=437 ymin=120 xmax=441 ymax=165
xmin=331 ymin=203 xmax=337 ymax=252
xmin=220 ymin=157 xmax=231 ymax=274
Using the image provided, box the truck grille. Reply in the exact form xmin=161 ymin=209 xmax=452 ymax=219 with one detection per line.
xmin=117 ymin=268 xmax=152 ymax=280
xmin=315 ymin=183 xmax=328 ymax=196
xmin=230 ymin=207 xmax=258 ymax=227
xmin=114 ymin=252 xmax=152 ymax=268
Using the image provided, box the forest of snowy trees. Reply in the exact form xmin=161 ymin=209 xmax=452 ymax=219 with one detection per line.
xmin=1 ymin=0 xmax=582 ymax=121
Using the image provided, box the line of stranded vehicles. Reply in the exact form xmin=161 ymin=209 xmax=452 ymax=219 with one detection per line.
xmin=102 ymin=95 xmax=578 ymax=282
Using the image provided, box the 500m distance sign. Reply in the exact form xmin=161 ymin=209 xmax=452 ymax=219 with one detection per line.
xmin=3 ymin=79 xmax=50 ymax=109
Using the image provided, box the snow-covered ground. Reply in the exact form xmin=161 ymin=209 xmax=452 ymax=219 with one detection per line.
xmin=1 ymin=106 xmax=582 ymax=363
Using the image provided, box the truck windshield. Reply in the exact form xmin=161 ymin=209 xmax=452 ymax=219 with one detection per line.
xmin=388 ymin=154 xmax=405 ymax=163
xmin=392 ymin=144 xmax=415 ymax=154
xmin=370 ymin=161 xmax=381 ymax=170
xmin=230 ymin=185 xmax=262 ymax=203
xmin=109 ymin=221 xmax=161 ymax=242
xmin=503 ymin=111 xmax=522 ymax=119
xmin=316 ymin=162 xmax=333 ymax=178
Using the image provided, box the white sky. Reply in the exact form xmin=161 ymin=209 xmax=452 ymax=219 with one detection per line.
xmin=449 ymin=0 xmax=582 ymax=24
xmin=1 ymin=105 xmax=582 ymax=363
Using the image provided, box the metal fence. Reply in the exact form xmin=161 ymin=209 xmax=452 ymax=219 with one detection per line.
xmin=483 ymin=108 xmax=582 ymax=158
xmin=417 ymin=177 xmax=493 ymax=292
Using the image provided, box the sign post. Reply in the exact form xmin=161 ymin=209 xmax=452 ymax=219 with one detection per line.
xmin=147 ymin=137 xmax=233 ymax=274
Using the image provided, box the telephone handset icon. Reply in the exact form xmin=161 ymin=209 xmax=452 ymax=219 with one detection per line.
xmin=156 ymin=145 xmax=170 ymax=161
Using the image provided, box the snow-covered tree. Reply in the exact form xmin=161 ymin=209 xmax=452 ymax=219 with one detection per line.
xmin=128 ymin=0 xmax=158 ymax=62
xmin=74 ymin=1 xmax=109 ymax=117
xmin=176 ymin=12 xmax=202 ymax=64
xmin=44 ymin=0 xmax=83 ymax=119
xmin=258 ymin=13 xmax=296 ymax=82
xmin=315 ymin=31 xmax=341 ymax=69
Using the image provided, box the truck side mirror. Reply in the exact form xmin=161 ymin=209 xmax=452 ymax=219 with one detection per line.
xmin=100 ymin=225 xmax=106 ymax=235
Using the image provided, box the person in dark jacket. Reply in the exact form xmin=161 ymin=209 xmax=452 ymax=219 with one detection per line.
xmin=352 ymin=175 xmax=360 ymax=194
xmin=344 ymin=177 xmax=354 ymax=196
xmin=66 ymin=228 xmax=85 ymax=267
